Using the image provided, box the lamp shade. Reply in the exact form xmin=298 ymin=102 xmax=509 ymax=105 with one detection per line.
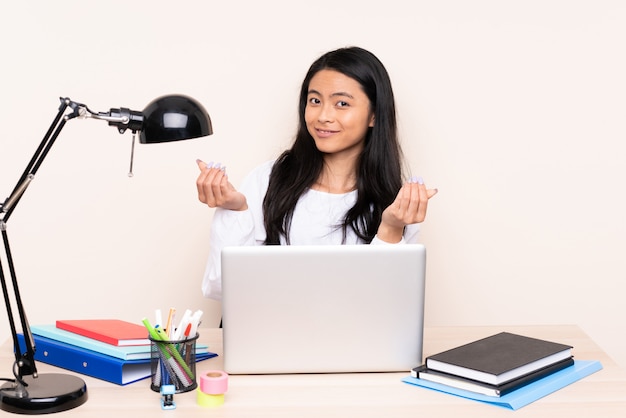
xmin=139 ymin=94 xmax=213 ymax=144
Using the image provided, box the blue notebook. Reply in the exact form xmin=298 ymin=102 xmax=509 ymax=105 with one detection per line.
xmin=402 ymin=360 xmax=602 ymax=410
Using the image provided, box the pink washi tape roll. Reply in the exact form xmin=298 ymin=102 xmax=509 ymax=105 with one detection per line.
xmin=199 ymin=370 xmax=229 ymax=395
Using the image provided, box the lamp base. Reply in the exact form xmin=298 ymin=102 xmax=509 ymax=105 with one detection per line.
xmin=0 ymin=373 xmax=87 ymax=414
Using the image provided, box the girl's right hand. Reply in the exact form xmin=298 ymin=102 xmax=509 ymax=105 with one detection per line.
xmin=378 ymin=177 xmax=437 ymax=243
xmin=196 ymin=159 xmax=248 ymax=211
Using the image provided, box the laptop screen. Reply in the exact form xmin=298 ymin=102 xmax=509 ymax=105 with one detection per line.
xmin=221 ymin=244 xmax=426 ymax=374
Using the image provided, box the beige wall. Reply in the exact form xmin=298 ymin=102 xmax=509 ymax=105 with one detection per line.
xmin=1 ymin=1 xmax=625 ymax=367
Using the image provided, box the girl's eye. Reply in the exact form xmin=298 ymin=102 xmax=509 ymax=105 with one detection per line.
xmin=336 ymin=101 xmax=349 ymax=108
xmin=308 ymin=97 xmax=321 ymax=105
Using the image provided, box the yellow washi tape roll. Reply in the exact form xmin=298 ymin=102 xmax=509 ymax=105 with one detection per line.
xmin=199 ymin=370 xmax=229 ymax=395
xmin=196 ymin=389 xmax=224 ymax=407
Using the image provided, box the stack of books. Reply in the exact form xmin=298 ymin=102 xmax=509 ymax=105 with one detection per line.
xmin=404 ymin=332 xmax=603 ymax=410
xmin=17 ymin=319 xmax=216 ymax=385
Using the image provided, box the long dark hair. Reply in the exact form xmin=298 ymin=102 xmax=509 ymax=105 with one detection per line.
xmin=262 ymin=46 xmax=404 ymax=245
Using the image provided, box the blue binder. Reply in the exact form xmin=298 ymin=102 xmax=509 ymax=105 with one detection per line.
xmin=17 ymin=333 xmax=217 ymax=385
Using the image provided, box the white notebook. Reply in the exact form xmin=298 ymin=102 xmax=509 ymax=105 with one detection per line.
xmin=221 ymin=244 xmax=426 ymax=374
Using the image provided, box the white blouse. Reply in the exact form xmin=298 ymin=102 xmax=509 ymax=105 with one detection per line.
xmin=201 ymin=160 xmax=420 ymax=300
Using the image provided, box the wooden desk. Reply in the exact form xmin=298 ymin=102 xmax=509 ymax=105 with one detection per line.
xmin=2 ymin=325 xmax=625 ymax=417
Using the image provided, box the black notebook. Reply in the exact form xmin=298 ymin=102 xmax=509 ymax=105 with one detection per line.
xmin=412 ymin=357 xmax=574 ymax=397
xmin=425 ymin=332 xmax=573 ymax=385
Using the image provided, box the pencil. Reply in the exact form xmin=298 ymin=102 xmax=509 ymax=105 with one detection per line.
xmin=164 ymin=308 xmax=176 ymax=339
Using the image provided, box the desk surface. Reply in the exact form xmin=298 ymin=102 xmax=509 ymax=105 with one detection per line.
xmin=2 ymin=325 xmax=625 ymax=417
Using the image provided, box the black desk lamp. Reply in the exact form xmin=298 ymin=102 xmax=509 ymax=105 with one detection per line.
xmin=0 ymin=95 xmax=212 ymax=414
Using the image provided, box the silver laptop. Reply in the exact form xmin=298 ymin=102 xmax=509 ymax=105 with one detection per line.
xmin=221 ymin=244 xmax=426 ymax=374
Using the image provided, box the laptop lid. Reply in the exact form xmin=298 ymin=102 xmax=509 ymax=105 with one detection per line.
xmin=221 ymin=244 xmax=426 ymax=374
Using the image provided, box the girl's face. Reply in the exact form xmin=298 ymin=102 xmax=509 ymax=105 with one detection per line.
xmin=305 ymin=69 xmax=375 ymax=159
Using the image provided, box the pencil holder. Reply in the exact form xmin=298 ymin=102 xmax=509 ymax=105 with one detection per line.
xmin=149 ymin=333 xmax=199 ymax=393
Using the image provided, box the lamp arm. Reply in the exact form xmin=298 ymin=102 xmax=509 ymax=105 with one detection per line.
xmin=1 ymin=99 xmax=70 ymax=220
xmin=0 ymin=98 xmax=79 ymax=382
xmin=1 ymin=98 xmax=144 ymax=220
xmin=0 ymin=96 xmax=140 ymax=383
xmin=0 ymin=226 xmax=37 ymax=383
